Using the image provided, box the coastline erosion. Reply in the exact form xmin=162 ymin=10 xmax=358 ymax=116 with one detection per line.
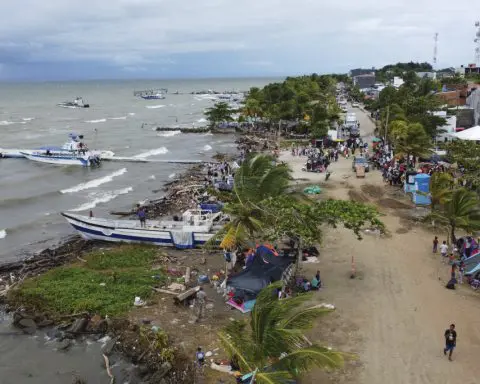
xmin=0 ymin=132 xmax=275 ymax=383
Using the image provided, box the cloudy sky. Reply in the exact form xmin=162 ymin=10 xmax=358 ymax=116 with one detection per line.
xmin=0 ymin=0 xmax=477 ymax=81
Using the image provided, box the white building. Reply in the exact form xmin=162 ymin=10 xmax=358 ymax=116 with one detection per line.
xmin=434 ymin=110 xmax=457 ymax=143
xmin=393 ymin=77 xmax=404 ymax=88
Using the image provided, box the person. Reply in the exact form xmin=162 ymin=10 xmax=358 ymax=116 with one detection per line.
xmin=196 ymin=347 xmax=205 ymax=367
xmin=440 ymin=241 xmax=448 ymax=263
xmin=458 ymin=261 xmax=465 ymax=284
xmin=196 ymin=287 xmax=208 ymax=319
xmin=443 ymin=324 xmax=457 ymax=361
xmin=137 ymin=206 xmax=146 ymax=228
xmin=433 ymin=236 xmax=439 ymax=253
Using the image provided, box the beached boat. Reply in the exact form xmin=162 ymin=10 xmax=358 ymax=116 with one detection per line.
xmin=57 ymin=97 xmax=90 ymax=108
xmin=134 ymin=89 xmax=168 ymax=100
xmin=0 ymin=134 xmax=114 ymax=159
xmin=21 ymin=151 xmax=102 ymax=167
xmin=61 ymin=209 xmax=224 ymax=248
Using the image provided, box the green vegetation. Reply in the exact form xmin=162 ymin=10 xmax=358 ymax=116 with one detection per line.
xmin=204 ymin=101 xmax=236 ymax=128
xmin=374 ymin=61 xmax=433 ymax=83
xmin=211 ymin=154 xmax=385 ymax=249
xmin=242 ymin=74 xmax=340 ymax=137
xmin=446 ymin=140 xmax=480 ymax=186
xmin=9 ymin=245 xmax=164 ymax=316
xmin=219 ymin=282 xmax=345 ymax=383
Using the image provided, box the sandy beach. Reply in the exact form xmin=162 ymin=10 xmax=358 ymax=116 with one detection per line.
xmin=280 ymin=107 xmax=480 ymax=384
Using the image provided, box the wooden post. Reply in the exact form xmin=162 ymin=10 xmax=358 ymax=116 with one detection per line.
xmin=350 ymin=255 xmax=356 ymax=279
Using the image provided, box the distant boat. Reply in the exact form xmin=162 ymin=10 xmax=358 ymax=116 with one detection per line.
xmin=134 ymin=88 xmax=168 ymax=100
xmin=57 ymin=97 xmax=90 ymax=108
xmin=61 ymin=209 xmax=225 ymax=248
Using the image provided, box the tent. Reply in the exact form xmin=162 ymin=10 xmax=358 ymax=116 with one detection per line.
xmin=226 ymin=245 xmax=294 ymax=297
xmin=450 ymin=125 xmax=480 ymax=140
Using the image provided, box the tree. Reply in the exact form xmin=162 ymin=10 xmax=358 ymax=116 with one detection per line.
xmin=426 ymin=188 xmax=480 ymax=244
xmin=218 ymin=282 xmax=344 ymax=383
xmin=204 ymin=102 xmax=235 ymax=128
xmin=389 ymin=121 xmax=431 ymax=165
xmin=428 ymin=172 xmax=454 ymax=211
xmin=446 ymin=140 xmax=480 ymax=186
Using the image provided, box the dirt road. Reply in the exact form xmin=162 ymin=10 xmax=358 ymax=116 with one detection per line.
xmin=280 ymin=106 xmax=480 ymax=384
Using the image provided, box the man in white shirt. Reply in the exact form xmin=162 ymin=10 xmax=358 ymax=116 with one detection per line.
xmin=440 ymin=241 xmax=449 ymax=263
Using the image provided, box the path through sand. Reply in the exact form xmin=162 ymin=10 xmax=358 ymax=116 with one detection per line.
xmin=280 ymin=106 xmax=480 ymax=384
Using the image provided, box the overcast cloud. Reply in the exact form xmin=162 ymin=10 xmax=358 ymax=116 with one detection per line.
xmin=0 ymin=0 xmax=476 ymax=80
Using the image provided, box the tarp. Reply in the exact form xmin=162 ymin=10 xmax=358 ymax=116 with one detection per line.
xmin=450 ymin=125 xmax=480 ymax=140
xmin=226 ymin=245 xmax=294 ymax=296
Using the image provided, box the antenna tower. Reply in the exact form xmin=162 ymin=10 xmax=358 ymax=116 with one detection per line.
xmin=475 ymin=21 xmax=480 ymax=66
xmin=433 ymin=32 xmax=438 ymax=69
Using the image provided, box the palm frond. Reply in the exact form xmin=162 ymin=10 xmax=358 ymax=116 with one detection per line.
xmin=278 ymin=305 xmax=334 ymax=330
xmin=255 ymin=370 xmax=295 ymax=384
xmin=273 ymin=345 xmax=345 ymax=373
xmin=217 ymin=330 xmax=253 ymax=372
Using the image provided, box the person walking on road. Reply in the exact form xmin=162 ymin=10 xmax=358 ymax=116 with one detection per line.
xmin=433 ymin=236 xmax=439 ymax=253
xmin=440 ymin=241 xmax=448 ymax=263
xmin=443 ymin=324 xmax=457 ymax=361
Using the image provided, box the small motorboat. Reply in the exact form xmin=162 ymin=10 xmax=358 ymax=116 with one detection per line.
xmin=57 ymin=97 xmax=90 ymax=108
xmin=61 ymin=209 xmax=225 ymax=248
xmin=0 ymin=133 xmax=114 ymax=159
xmin=21 ymin=150 xmax=101 ymax=167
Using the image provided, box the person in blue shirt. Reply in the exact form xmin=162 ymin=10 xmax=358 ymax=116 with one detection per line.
xmin=196 ymin=347 xmax=205 ymax=366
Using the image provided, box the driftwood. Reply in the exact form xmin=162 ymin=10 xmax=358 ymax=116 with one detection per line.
xmin=173 ymin=286 xmax=200 ymax=305
xmin=102 ymin=354 xmax=115 ymax=384
xmin=151 ymin=287 xmax=178 ymax=295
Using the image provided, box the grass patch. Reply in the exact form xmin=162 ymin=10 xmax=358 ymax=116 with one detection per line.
xmin=9 ymin=245 xmax=165 ymax=317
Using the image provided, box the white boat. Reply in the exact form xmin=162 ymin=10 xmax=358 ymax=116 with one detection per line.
xmin=57 ymin=97 xmax=90 ymax=108
xmin=0 ymin=134 xmax=114 ymax=159
xmin=21 ymin=150 xmax=101 ymax=167
xmin=61 ymin=209 xmax=224 ymax=248
xmin=134 ymin=89 xmax=168 ymax=100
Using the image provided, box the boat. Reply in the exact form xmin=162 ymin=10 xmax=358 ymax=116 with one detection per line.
xmin=57 ymin=97 xmax=90 ymax=108
xmin=21 ymin=150 xmax=101 ymax=167
xmin=0 ymin=133 xmax=114 ymax=159
xmin=134 ymin=88 xmax=168 ymax=100
xmin=61 ymin=209 xmax=225 ymax=248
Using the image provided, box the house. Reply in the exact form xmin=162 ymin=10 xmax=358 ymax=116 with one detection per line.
xmin=393 ymin=77 xmax=404 ymax=88
xmin=434 ymin=111 xmax=457 ymax=143
xmin=456 ymin=64 xmax=480 ymax=76
xmin=415 ymin=72 xmax=437 ymax=80
xmin=353 ymin=73 xmax=376 ymax=89
xmin=436 ymin=85 xmax=468 ymax=107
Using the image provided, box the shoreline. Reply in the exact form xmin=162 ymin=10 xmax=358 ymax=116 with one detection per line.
xmin=0 ymin=130 xmax=278 ymax=383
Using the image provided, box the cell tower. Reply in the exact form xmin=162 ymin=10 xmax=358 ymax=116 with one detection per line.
xmin=433 ymin=32 xmax=438 ymax=69
xmin=475 ymin=21 xmax=480 ymax=66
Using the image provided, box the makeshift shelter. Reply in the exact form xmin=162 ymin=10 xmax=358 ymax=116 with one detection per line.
xmin=450 ymin=125 xmax=480 ymax=140
xmin=412 ymin=174 xmax=431 ymax=205
xmin=226 ymin=245 xmax=294 ymax=298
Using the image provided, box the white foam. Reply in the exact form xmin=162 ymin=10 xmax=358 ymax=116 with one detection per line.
xmin=145 ymin=105 xmax=165 ymax=109
xmin=157 ymin=130 xmax=181 ymax=137
xmin=197 ymin=118 xmax=207 ymax=123
xmin=70 ymin=187 xmax=133 ymax=212
xmin=203 ymin=132 xmax=213 ymax=136
xmin=128 ymin=112 xmax=136 ymax=116
xmin=134 ymin=147 xmax=169 ymax=158
xmin=148 ymin=175 xmax=156 ymax=180
xmin=168 ymin=173 xmax=176 ymax=179
xmin=109 ymin=116 xmax=127 ymax=120
xmin=85 ymin=119 xmax=107 ymax=123
xmin=0 ymin=121 xmax=26 ymax=125
xmin=0 ymin=229 xmax=6 ymax=239
xmin=22 ymin=117 xmax=34 ymax=121
xmin=203 ymin=144 xmax=213 ymax=151
xmin=60 ymin=168 xmax=127 ymax=194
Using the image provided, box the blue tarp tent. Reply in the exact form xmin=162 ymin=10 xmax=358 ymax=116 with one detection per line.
xmin=412 ymin=173 xmax=431 ymax=205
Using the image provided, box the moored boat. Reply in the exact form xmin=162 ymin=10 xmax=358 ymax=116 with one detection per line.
xmin=61 ymin=209 xmax=225 ymax=248
xmin=134 ymin=88 xmax=168 ymax=100
xmin=20 ymin=151 xmax=101 ymax=167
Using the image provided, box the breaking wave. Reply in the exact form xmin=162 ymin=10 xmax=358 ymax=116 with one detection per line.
xmin=0 ymin=229 xmax=6 ymax=239
xmin=134 ymin=147 xmax=169 ymax=158
xmin=69 ymin=187 xmax=133 ymax=212
xmin=157 ymin=130 xmax=181 ymax=137
xmin=203 ymin=144 xmax=213 ymax=151
xmin=168 ymin=173 xmax=176 ymax=179
xmin=109 ymin=116 xmax=127 ymax=120
xmin=0 ymin=120 xmax=26 ymax=125
xmin=60 ymin=168 xmax=127 ymax=194
xmin=145 ymin=105 xmax=165 ymax=109
xmin=85 ymin=119 xmax=107 ymax=123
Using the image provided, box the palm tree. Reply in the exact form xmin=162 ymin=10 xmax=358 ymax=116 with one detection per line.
xmin=429 ymin=172 xmax=454 ymax=211
xmin=427 ymin=188 xmax=480 ymax=244
xmin=389 ymin=121 xmax=431 ymax=167
xmin=215 ymin=154 xmax=292 ymax=249
xmin=204 ymin=102 xmax=235 ymax=128
xmin=218 ymin=283 xmax=344 ymax=383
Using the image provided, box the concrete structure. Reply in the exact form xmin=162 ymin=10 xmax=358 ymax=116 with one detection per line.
xmin=393 ymin=77 xmax=404 ymax=88
xmin=466 ymin=86 xmax=480 ymax=126
xmin=353 ymin=73 xmax=376 ymax=89
xmin=349 ymin=68 xmax=375 ymax=77
xmin=416 ymin=71 xmax=437 ymax=80
xmin=456 ymin=64 xmax=480 ymax=76
xmin=434 ymin=111 xmax=457 ymax=143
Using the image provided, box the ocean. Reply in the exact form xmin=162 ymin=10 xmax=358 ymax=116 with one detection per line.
xmin=0 ymin=77 xmax=279 ymax=383
xmin=0 ymin=78 xmax=277 ymax=263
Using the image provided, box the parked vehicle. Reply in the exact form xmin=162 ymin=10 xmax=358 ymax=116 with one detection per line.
xmin=352 ymin=156 xmax=369 ymax=172
xmin=352 ymin=102 xmax=359 ymax=108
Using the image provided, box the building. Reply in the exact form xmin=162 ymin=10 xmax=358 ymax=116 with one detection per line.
xmin=466 ymin=86 xmax=480 ymax=125
xmin=437 ymin=85 xmax=468 ymax=107
xmin=353 ymin=73 xmax=376 ymax=89
xmin=434 ymin=111 xmax=457 ymax=143
xmin=349 ymin=68 xmax=375 ymax=77
xmin=456 ymin=64 xmax=480 ymax=76
xmin=393 ymin=77 xmax=404 ymax=88
xmin=415 ymin=72 xmax=437 ymax=80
